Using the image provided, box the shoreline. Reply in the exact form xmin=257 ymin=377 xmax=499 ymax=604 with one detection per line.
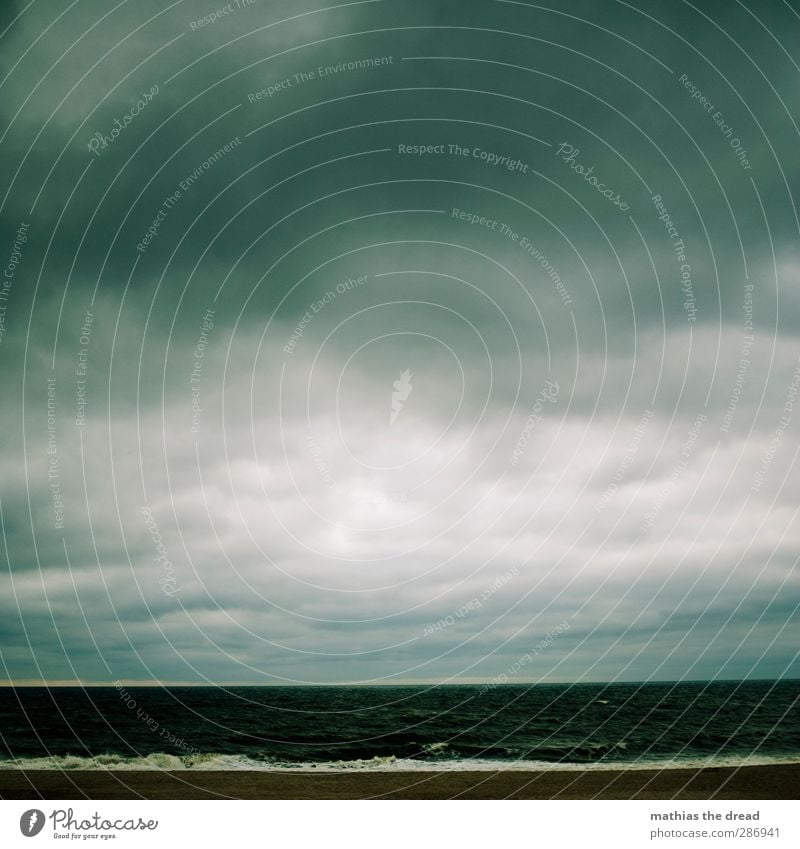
xmin=1 ymin=763 xmax=798 ymax=799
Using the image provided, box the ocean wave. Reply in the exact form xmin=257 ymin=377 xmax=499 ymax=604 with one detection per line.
xmin=420 ymin=742 xmax=451 ymax=757
xmin=1 ymin=752 xmax=798 ymax=773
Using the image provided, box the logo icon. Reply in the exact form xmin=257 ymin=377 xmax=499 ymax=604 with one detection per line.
xmin=390 ymin=369 xmax=413 ymax=425
xmin=20 ymin=809 xmax=45 ymax=837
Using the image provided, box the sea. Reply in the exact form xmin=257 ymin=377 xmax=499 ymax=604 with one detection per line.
xmin=1 ymin=680 xmax=798 ymax=772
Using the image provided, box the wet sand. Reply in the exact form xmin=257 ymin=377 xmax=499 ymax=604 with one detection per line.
xmin=1 ymin=763 xmax=798 ymax=799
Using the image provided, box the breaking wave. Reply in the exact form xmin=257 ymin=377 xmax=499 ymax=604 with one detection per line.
xmin=1 ymin=751 xmax=798 ymax=772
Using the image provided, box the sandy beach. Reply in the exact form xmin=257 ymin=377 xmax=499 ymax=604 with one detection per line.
xmin=1 ymin=764 xmax=798 ymax=800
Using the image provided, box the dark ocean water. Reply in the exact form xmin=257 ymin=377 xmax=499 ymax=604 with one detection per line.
xmin=1 ymin=680 xmax=798 ymax=771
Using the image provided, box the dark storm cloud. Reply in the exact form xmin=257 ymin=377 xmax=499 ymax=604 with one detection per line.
xmin=0 ymin=0 xmax=798 ymax=685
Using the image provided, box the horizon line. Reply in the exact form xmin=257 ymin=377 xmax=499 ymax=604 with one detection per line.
xmin=2 ymin=676 xmax=797 ymax=688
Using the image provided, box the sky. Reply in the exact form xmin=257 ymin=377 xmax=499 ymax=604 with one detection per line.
xmin=0 ymin=0 xmax=798 ymax=686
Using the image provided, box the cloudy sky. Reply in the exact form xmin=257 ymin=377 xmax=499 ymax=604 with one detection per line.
xmin=0 ymin=0 xmax=798 ymax=685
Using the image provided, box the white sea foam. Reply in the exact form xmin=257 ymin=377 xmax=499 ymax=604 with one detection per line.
xmin=1 ymin=752 xmax=798 ymax=772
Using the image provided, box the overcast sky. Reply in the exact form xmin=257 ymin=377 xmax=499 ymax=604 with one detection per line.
xmin=0 ymin=0 xmax=798 ymax=685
